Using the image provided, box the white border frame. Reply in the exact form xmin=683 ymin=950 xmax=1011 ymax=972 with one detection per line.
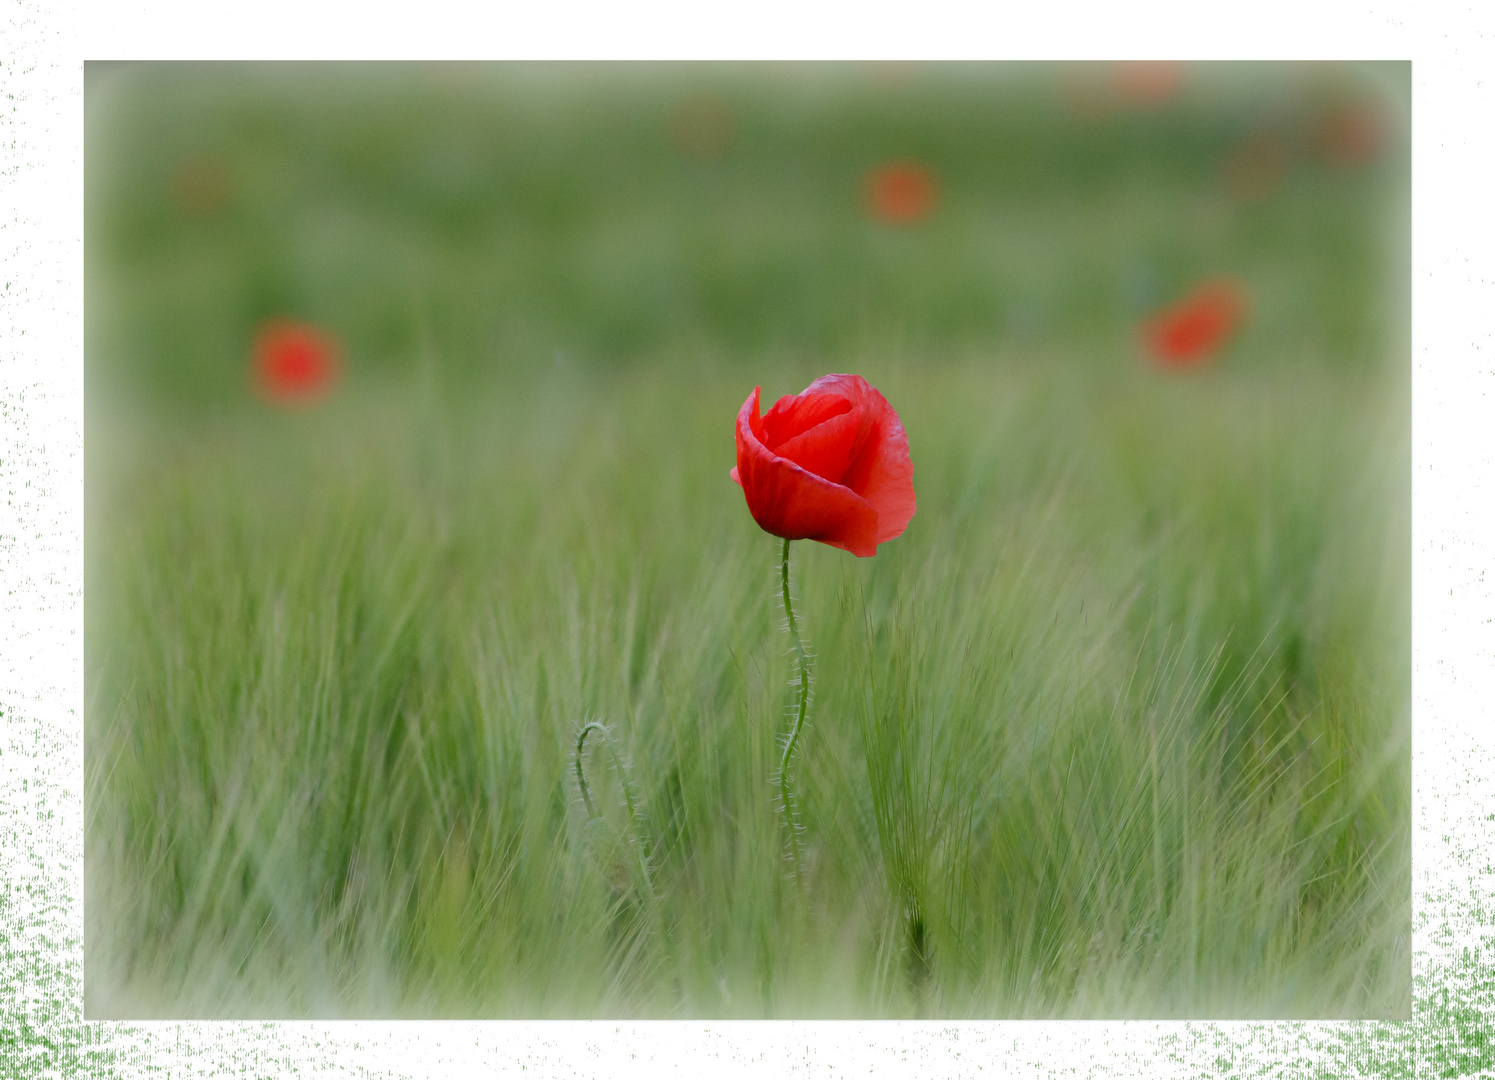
xmin=2 ymin=2 xmax=1487 ymax=1075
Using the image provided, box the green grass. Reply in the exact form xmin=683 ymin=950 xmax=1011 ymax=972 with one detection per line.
xmin=84 ymin=62 xmax=1410 ymax=1018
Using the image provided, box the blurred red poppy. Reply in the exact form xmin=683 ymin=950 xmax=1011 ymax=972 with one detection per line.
xmin=865 ymin=61 xmax=921 ymax=87
xmin=865 ymin=162 xmax=938 ymax=225
xmin=168 ymin=153 xmax=233 ymax=217
xmin=1311 ymin=101 xmax=1384 ymax=167
xmin=668 ymin=95 xmax=735 ymax=161
xmin=1141 ymin=279 xmax=1249 ymax=369
xmin=1055 ymin=66 xmax=1114 ymax=122
xmin=1221 ymin=133 xmax=1287 ymax=202
xmin=1057 ymin=62 xmax=1183 ymax=122
xmin=731 ymin=374 xmax=915 ymax=558
xmin=252 ymin=320 xmax=340 ymax=406
xmin=1110 ymin=61 xmax=1185 ymax=107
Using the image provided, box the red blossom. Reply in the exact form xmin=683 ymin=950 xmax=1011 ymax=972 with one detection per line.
xmin=731 ymin=374 xmax=916 ymax=558
xmin=865 ymin=61 xmax=921 ymax=88
xmin=667 ymin=95 xmax=736 ymax=161
xmin=1221 ymin=134 xmax=1287 ymax=203
xmin=252 ymin=320 xmax=340 ymax=406
xmin=865 ymin=162 xmax=939 ymax=225
xmin=1141 ymin=279 xmax=1249 ymax=369
xmin=168 ymin=153 xmax=233 ymax=217
xmin=1057 ymin=62 xmax=1184 ymax=122
xmin=1109 ymin=61 xmax=1185 ymax=107
xmin=1312 ymin=101 xmax=1385 ymax=168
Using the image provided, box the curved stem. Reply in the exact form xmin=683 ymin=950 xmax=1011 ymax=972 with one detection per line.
xmin=778 ymin=537 xmax=811 ymax=883
xmin=574 ymin=721 xmax=606 ymax=819
xmin=610 ymin=743 xmax=654 ymax=899
xmin=573 ymin=719 xmax=676 ymax=1008
xmin=574 ymin=720 xmax=654 ymax=898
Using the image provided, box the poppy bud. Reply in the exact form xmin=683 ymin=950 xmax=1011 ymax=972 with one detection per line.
xmin=731 ymin=374 xmax=915 ymax=557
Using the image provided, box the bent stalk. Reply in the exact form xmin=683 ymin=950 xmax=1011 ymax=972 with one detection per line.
xmin=778 ymin=537 xmax=812 ymax=884
xmin=573 ymin=721 xmax=653 ymax=899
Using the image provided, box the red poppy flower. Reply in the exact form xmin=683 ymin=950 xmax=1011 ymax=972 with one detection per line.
xmin=1311 ymin=101 xmax=1384 ymax=168
xmin=865 ymin=61 xmax=920 ymax=87
xmin=730 ymin=374 xmax=915 ymax=558
xmin=168 ymin=153 xmax=233 ymax=217
xmin=1109 ymin=61 xmax=1184 ymax=107
xmin=1221 ymin=133 xmax=1287 ymax=202
xmin=1055 ymin=66 xmax=1115 ymax=122
xmin=865 ymin=162 xmax=938 ymax=225
xmin=252 ymin=319 xmax=340 ymax=406
xmin=667 ymin=94 xmax=736 ymax=161
xmin=1140 ymin=279 xmax=1249 ymax=369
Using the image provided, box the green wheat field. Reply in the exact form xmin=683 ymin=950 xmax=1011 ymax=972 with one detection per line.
xmin=84 ymin=62 xmax=1410 ymax=1019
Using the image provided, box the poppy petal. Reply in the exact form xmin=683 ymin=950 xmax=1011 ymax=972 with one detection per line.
xmin=735 ymin=388 xmax=880 ymax=556
xmin=773 ymin=407 xmax=868 ymax=485
xmin=761 ymin=391 xmax=854 ymax=450
xmin=802 ymin=375 xmax=916 ymax=544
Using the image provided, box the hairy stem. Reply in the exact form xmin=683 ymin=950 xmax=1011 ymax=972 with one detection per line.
xmin=574 ymin=721 xmax=606 ymax=819
xmin=574 ymin=721 xmax=653 ymax=896
xmin=778 ymin=537 xmax=811 ymax=883
xmin=573 ymin=720 xmax=675 ymax=1005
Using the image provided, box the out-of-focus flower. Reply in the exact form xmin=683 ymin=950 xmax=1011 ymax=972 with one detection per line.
xmin=1221 ymin=133 xmax=1288 ymax=202
xmin=168 ymin=153 xmax=233 ymax=217
xmin=731 ymin=374 xmax=915 ymax=558
xmin=865 ymin=162 xmax=939 ymax=225
xmin=865 ymin=61 xmax=921 ymax=88
xmin=1311 ymin=101 xmax=1385 ymax=167
xmin=668 ymin=95 xmax=736 ymax=161
xmin=1140 ymin=278 xmax=1249 ymax=369
xmin=252 ymin=319 xmax=341 ymax=406
xmin=422 ymin=61 xmax=482 ymax=88
xmin=1109 ymin=61 xmax=1185 ymax=107
xmin=1055 ymin=65 xmax=1114 ymax=122
xmin=1057 ymin=62 xmax=1184 ymax=121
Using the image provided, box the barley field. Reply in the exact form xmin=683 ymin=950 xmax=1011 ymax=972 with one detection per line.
xmin=84 ymin=62 xmax=1410 ymax=1018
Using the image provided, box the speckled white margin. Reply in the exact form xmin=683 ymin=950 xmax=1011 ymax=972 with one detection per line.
xmin=4 ymin=7 xmax=1488 ymax=1076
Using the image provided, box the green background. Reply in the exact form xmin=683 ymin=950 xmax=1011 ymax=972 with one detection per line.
xmin=80 ymin=62 xmax=1412 ymax=1022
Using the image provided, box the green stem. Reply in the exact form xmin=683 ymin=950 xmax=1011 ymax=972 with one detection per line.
xmin=574 ymin=721 xmax=654 ymax=899
xmin=778 ymin=537 xmax=811 ymax=883
xmin=573 ymin=721 xmax=679 ymax=1009
xmin=575 ymin=721 xmax=605 ymax=819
